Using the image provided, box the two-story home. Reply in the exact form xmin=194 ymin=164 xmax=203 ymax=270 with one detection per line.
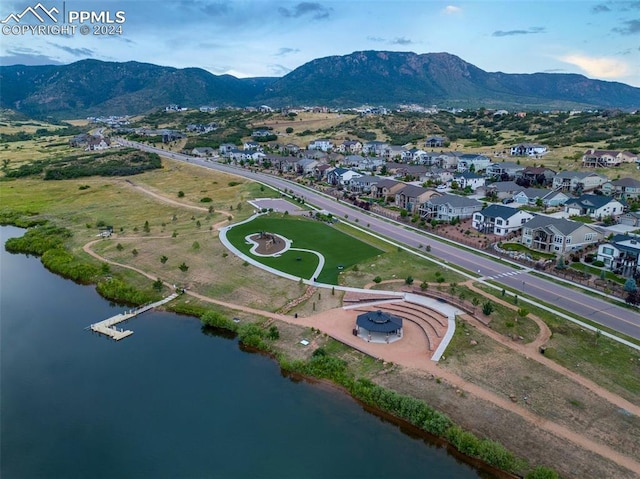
xmin=619 ymin=211 xmax=640 ymax=228
xmin=602 ymin=178 xmax=640 ymax=200
xmin=395 ymin=185 xmax=435 ymax=213
xmin=370 ymin=179 xmax=405 ymax=202
xmin=517 ymin=166 xmax=556 ymax=186
xmin=425 ymin=136 xmax=447 ymax=148
xmin=552 ymin=171 xmax=608 ymax=193
xmin=581 ymin=149 xmax=638 ymax=168
xmin=419 ymin=194 xmax=483 ymax=221
xmin=421 ymin=151 xmax=459 ymax=169
xmin=485 ymin=181 xmax=522 ymax=200
xmin=308 ymin=139 xmax=334 ymax=152
xmin=510 ymin=143 xmax=548 ymax=156
xmin=486 ymin=161 xmax=524 ymax=179
xmin=472 ymin=205 xmax=534 ymax=236
xmin=512 ymin=188 xmax=551 ymax=206
xmin=564 ymin=194 xmax=625 ymax=220
xmin=296 ymin=158 xmax=319 ymax=175
xmin=86 ymin=136 xmax=111 ymax=151
xmin=385 ymin=163 xmax=427 ymax=179
xmin=401 ymin=148 xmax=428 ymax=163
xmin=521 ymin=216 xmax=603 ymax=254
xmin=456 ymin=154 xmax=491 ymax=173
xmin=264 ymin=155 xmax=298 ymax=173
xmin=327 ymin=167 xmax=362 ymax=186
xmin=219 ymin=143 xmax=237 ymax=155
xmin=191 ymin=147 xmax=215 ymax=157
xmin=362 ymin=141 xmax=389 ymax=156
xmin=596 ymin=234 xmax=640 ymax=277
xmin=348 ymin=175 xmax=379 ymax=194
xmin=453 ymin=171 xmax=486 ymax=191
xmin=338 ymin=140 xmax=363 ymax=154
xmin=384 ymin=145 xmax=407 ymax=161
xmin=243 ymin=141 xmax=262 ymax=151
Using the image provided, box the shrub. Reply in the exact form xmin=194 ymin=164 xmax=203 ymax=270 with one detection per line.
xmin=373 ymin=276 xmax=382 ymax=283
xmin=177 ymin=191 xmax=185 ymax=198
xmin=200 ymin=197 xmax=213 ymax=203
xmin=201 ymin=310 xmax=238 ymax=332
xmin=592 ymin=260 xmax=605 ymax=267
xmin=482 ymin=301 xmax=494 ymax=315
xmin=525 ymin=466 xmax=559 ymax=479
xmin=405 ymin=275 xmax=414 ymax=285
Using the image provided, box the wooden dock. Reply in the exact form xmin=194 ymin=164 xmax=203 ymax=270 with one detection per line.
xmin=89 ymin=293 xmax=179 ymax=340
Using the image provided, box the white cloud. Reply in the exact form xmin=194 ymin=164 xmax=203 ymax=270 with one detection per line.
xmin=443 ymin=5 xmax=462 ymax=14
xmin=559 ymin=54 xmax=630 ymax=79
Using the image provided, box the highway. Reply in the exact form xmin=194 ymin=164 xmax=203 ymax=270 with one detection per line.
xmin=120 ymin=140 xmax=640 ymax=341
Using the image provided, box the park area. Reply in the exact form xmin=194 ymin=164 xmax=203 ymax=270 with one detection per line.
xmin=224 ymin=214 xmax=384 ymax=284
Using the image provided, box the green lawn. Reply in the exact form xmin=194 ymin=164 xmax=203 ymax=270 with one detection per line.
xmin=225 ymin=214 xmax=384 ymax=284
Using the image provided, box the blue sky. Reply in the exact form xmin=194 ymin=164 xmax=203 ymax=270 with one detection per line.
xmin=1 ymin=0 xmax=640 ymax=87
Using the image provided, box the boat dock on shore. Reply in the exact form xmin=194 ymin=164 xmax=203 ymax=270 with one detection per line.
xmin=89 ymin=293 xmax=180 ymax=340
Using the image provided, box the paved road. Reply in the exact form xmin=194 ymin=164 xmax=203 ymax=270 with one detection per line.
xmin=120 ymin=140 xmax=640 ymax=340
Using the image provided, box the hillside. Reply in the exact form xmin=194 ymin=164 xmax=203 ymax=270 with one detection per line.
xmin=2 ymin=52 xmax=640 ymax=118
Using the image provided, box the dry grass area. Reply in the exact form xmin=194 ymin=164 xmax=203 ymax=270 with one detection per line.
xmin=376 ymin=367 xmax=636 ymax=479
xmin=442 ymin=321 xmax=640 ymax=462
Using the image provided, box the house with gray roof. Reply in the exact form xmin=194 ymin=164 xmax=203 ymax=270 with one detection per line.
xmin=362 ymin=141 xmax=390 ymax=156
xmin=602 ymin=177 xmax=640 ymax=200
xmin=510 ymin=143 xmax=547 ymax=156
xmin=370 ymin=179 xmax=404 ymax=201
xmin=418 ymin=194 xmax=483 ymax=221
xmin=453 ymin=171 xmax=486 ymax=191
xmin=296 ymin=158 xmax=319 ymax=175
xmin=191 ymin=147 xmax=215 ymax=157
xmin=619 ymin=211 xmax=640 ymax=228
xmin=486 ymin=162 xmax=524 ymax=179
xmin=348 ymin=175 xmax=380 ymax=194
xmin=564 ymin=194 xmax=625 ymax=220
xmin=425 ymin=136 xmax=447 ymax=148
xmin=472 ymin=205 xmax=534 ymax=236
xmin=521 ymin=216 xmax=603 ymax=254
xmin=395 ymin=185 xmax=436 ymax=212
xmin=421 ymin=151 xmax=459 ymax=169
xmin=517 ymin=166 xmax=556 ymax=186
xmin=456 ymin=153 xmax=492 ymax=173
xmin=596 ymin=234 xmax=640 ymax=277
xmin=552 ymin=171 xmax=608 ymax=193
xmin=485 ymin=181 xmax=522 ymax=200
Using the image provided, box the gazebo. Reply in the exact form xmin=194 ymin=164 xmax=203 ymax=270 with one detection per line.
xmin=355 ymin=310 xmax=403 ymax=344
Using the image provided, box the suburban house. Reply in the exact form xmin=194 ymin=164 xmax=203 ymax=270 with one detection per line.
xmin=85 ymin=136 xmax=111 ymax=151
xmin=362 ymin=141 xmax=389 ymax=156
xmin=510 ymin=143 xmax=548 ymax=156
xmin=296 ymin=158 xmax=319 ymax=175
xmin=264 ymin=155 xmax=298 ymax=173
xmin=453 ymin=171 xmax=486 ymax=190
xmin=517 ymin=166 xmax=556 ymax=186
xmin=425 ymin=136 xmax=447 ymax=148
xmin=282 ymin=143 xmax=301 ymax=155
xmin=308 ymin=139 xmax=334 ymax=152
xmin=512 ymin=188 xmax=551 ymax=206
xmin=541 ymin=190 xmax=571 ymax=207
xmin=596 ymin=234 xmax=640 ymax=277
xmin=370 ymin=179 xmax=405 ymax=201
xmin=191 ymin=147 xmax=215 ymax=157
xmin=520 ymin=216 xmax=603 ymax=254
xmin=564 ymin=194 xmax=625 ymax=220
xmin=486 ymin=161 xmax=524 ymax=179
xmin=327 ymin=168 xmax=362 ymax=186
xmin=227 ymin=148 xmax=252 ymax=163
xmin=243 ymin=141 xmax=262 ymax=151
xmin=602 ymin=177 xmax=640 ymax=199
xmin=552 ymin=171 xmax=609 ymax=193
xmin=394 ymin=185 xmax=435 ymax=212
xmin=314 ymin=163 xmax=333 ymax=181
xmin=456 ymin=154 xmax=492 ymax=173
xmin=421 ymin=152 xmax=459 ymax=169
xmin=418 ymin=194 xmax=483 ymax=221
xmin=472 ymin=205 xmax=534 ymax=236
xmin=384 ymin=145 xmax=407 ymax=160
xmin=348 ymin=175 xmax=379 ymax=194
xmin=385 ymin=162 xmax=427 ymax=179
xmin=342 ymin=155 xmax=385 ymax=171
xmin=402 ymin=148 xmax=428 ymax=163
xmin=219 ymin=143 xmax=236 ymax=154
xmin=423 ymin=167 xmax=455 ymax=185
xmin=619 ymin=211 xmax=640 ymax=227
xmin=581 ymin=149 xmax=638 ymax=168
xmin=485 ymin=180 xmax=522 ymax=200
xmin=252 ymin=129 xmax=272 ymax=138
xmin=338 ymin=140 xmax=363 ymax=154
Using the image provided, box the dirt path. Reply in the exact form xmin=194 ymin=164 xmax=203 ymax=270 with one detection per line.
xmin=122 ymin=179 xmax=234 ymax=219
xmin=82 ymin=185 xmax=640 ymax=476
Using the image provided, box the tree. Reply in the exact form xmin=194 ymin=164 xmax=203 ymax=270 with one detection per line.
xmin=624 ymin=277 xmax=638 ymax=292
xmin=373 ymin=276 xmax=382 ymax=283
xmin=192 ymin=241 xmax=200 ymax=250
xmin=153 ymin=278 xmax=163 ymax=292
xmin=179 ymin=262 xmax=189 ymax=272
xmin=482 ymin=301 xmax=494 ymax=315
xmin=177 ymin=191 xmax=185 ymax=198
xmin=285 ymin=127 xmax=294 ymax=134
xmin=143 ymin=220 xmax=150 ymax=233
xmin=626 ymin=289 xmax=640 ymax=306
xmin=132 ymin=248 xmax=138 ymax=256
xmin=160 ymin=255 xmax=168 ymax=264
xmin=405 ymin=275 xmax=414 ymax=285
xmin=517 ymin=308 xmax=529 ymax=320
xmin=116 ymin=243 xmax=124 ymax=251
xmin=420 ymin=280 xmax=429 ymax=291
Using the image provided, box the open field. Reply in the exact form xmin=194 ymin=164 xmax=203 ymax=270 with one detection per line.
xmin=225 ymin=214 xmax=384 ymax=283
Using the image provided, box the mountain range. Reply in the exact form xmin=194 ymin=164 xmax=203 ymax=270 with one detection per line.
xmin=2 ymin=51 xmax=640 ymax=118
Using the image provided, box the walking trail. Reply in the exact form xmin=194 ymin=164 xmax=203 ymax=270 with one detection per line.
xmin=81 ymin=182 xmax=640 ymax=476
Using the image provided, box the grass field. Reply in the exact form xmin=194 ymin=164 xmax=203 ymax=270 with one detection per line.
xmin=225 ymin=214 xmax=384 ymax=284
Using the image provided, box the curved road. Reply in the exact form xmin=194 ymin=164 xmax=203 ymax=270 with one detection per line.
xmin=119 ymin=140 xmax=640 ymax=341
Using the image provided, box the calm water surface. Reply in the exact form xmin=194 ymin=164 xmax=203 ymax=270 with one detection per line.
xmin=1 ymin=225 xmax=486 ymax=479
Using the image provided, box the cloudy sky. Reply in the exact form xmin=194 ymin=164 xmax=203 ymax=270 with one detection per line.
xmin=1 ymin=0 xmax=640 ymax=86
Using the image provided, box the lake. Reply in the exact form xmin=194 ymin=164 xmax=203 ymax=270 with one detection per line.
xmin=1 ymin=225 xmax=487 ymax=478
